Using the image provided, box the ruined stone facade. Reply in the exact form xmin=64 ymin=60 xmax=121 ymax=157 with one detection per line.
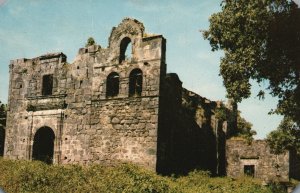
xmin=226 ymin=139 xmax=300 ymax=181
xmin=4 ymin=18 xmax=230 ymax=174
xmin=4 ymin=18 xmax=299 ymax=181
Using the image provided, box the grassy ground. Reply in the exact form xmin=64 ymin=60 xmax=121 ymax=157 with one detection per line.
xmin=0 ymin=158 xmax=287 ymax=193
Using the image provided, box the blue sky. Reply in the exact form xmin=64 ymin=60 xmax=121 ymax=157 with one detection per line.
xmin=1 ymin=0 xmax=296 ymax=139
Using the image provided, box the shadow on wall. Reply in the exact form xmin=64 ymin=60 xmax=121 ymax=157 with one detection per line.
xmin=290 ymin=150 xmax=300 ymax=180
xmin=0 ymin=128 xmax=4 ymax=156
xmin=157 ymin=74 xmax=223 ymax=175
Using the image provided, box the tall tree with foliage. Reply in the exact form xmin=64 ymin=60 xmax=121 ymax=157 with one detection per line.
xmin=266 ymin=117 xmax=300 ymax=154
xmin=203 ymin=0 xmax=300 ymax=124
xmin=235 ymin=113 xmax=256 ymax=141
xmin=215 ymin=104 xmax=256 ymax=140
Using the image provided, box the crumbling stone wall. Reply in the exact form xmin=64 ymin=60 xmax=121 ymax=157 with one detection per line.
xmin=226 ymin=139 xmax=290 ymax=182
xmin=4 ymin=18 xmax=234 ymax=174
xmin=5 ymin=18 xmax=165 ymax=169
xmin=157 ymin=73 xmax=228 ymax=175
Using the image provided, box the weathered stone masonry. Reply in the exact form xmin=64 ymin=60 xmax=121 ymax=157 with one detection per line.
xmin=4 ymin=18 xmax=299 ymax=181
xmin=5 ymin=18 xmax=165 ymax=168
xmin=4 ymin=18 xmax=233 ymax=175
xmin=226 ymin=139 xmax=300 ymax=182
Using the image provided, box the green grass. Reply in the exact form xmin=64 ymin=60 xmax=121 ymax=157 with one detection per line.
xmin=0 ymin=158 xmax=285 ymax=193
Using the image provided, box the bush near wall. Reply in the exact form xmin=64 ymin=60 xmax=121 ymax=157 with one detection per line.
xmin=0 ymin=158 xmax=285 ymax=193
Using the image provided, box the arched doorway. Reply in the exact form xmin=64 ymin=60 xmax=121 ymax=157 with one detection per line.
xmin=32 ymin=127 xmax=55 ymax=164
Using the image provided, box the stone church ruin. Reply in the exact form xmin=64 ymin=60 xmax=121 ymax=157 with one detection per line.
xmin=3 ymin=18 xmax=300 ymax=180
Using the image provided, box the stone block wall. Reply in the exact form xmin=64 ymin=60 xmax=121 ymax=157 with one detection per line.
xmin=226 ymin=139 xmax=290 ymax=182
xmin=4 ymin=18 xmax=165 ymax=170
xmin=157 ymin=73 xmax=228 ymax=175
xmin=5 ymin=53 xmax=67 ymax=161
xmin=4 ymin=18 xmax=235 ymax=175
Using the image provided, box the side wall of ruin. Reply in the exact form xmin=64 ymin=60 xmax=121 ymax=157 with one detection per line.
xmin=226 ymin=139 xmax=290 ymax=182
xmin=156 ymin=73 xmax=226 ymax=175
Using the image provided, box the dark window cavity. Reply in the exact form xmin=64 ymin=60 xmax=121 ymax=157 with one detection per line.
xmin=42 ymin=74 xmax=53 ymax=96
xmin=244 ymin=165 xmax=255 ymax=177
xmin=119 ymin=37 xmax=132 ymax=63
xmin=129 ymin=68 xmax=143 ymax=97
xmin=106 ymin=72 xmax=120 ymax=97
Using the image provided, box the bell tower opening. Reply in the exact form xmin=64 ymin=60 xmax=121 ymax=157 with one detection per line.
xmin=119 ymin=37 xmax=132 ymax=63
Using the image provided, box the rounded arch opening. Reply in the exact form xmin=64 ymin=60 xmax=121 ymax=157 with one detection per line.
xmin=119 ymin=37 xmax=132 ymax=63
xmin=32 ymin=126 xmax=55 ymax=164
xmin=106 ymin=72 xmax=120 ymax=97
xmin=129 ymin=68 xmax=143 ymax=97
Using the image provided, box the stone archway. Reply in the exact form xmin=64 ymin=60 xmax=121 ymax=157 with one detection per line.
xmin=32 ymin=126 xmax=55 ymax=164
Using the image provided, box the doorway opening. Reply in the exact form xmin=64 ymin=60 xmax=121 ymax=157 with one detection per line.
xmin=32 ymin=127 xmax=55 ymax=164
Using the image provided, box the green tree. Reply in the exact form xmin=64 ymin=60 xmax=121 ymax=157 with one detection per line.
xmin=203 ymin=0 xmax=300 ymax=124
xmin=266 ymin=117 xmax=300 ymax=154
xmin=85 ymin=37 xmax=96 ymax=47
xmin=215 ymin=105 xmax=256 ymax=140
xmin=235 ymin=113 xmax=256 ymax=141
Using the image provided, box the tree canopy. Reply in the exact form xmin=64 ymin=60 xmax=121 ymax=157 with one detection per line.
xmin=203 ymin=0 xmax=300 ymax=124
xmin=266 ymin=117 xmax=300 ymax=154
xmin=215 ymin=104 xmax=256 ymax=141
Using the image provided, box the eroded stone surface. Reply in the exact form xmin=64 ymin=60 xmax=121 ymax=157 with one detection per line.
xmin=226 ymin=139 xmax=300 ymax=182
xmin=4 ymin=18 xmax=235 ymax=175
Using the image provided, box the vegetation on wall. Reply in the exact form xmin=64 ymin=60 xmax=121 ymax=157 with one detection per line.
xmin=0 ymin=158 xmax=287 ymax=193
xmin=85 ymin=37 xmax=96 ymax=47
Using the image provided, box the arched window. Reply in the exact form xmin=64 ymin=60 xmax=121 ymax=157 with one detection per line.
xmin=42 ymin=74 xmax=53 ymax=96
xmin=129 ymin=68 xmax=143 ymax=97
xmin=106 ymin=72 xmax=120 ymax=97
xmin=119 ymin=37 xmax=132 ymax=63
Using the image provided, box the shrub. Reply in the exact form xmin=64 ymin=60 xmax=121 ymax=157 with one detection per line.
xmin=0 ymin=158 xmax=285 ymax=193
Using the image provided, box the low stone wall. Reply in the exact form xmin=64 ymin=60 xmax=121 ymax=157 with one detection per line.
xmin=226 ymin=139 xmax=289 ymax=182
